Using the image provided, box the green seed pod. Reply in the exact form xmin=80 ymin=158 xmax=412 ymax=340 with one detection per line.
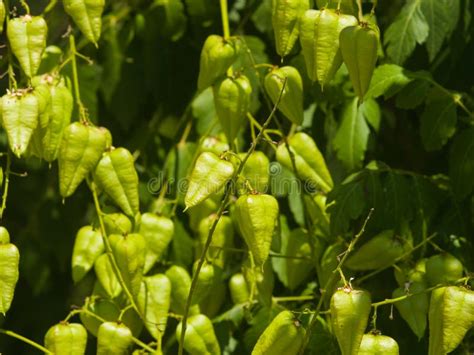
xmin=110 ymin=233 xmax=146 ymax=298
xmin=252 ymin=310 xmax=306 ymax=355
xmin=2 ymin=89 xmax=39 ymax=157
xmin=102 ymin=213 xmax=132 ymax=236
xmin=58 ymin=122 xmax=110 ymax=198
xmin=165 ymin=265 xmax=200 ymax=315
xmin=0 ymin=233 xmax=19 ymax=315
xmin=97 ymin=322 xmax=133 ymax=355
xmin=137 ymin=274 xmax=171 ymax=339
xmin=94 ymin=147 xmax=140 ymax=217
xmin=229 ymin=273 xmax=250 ymax=305
xmin=197 ymin=35 xmax=239 ymax=91
xmin=192 ymin=261 xmax=217 ymax=305
xmin=0 ymin=1 xmax=5 ymax=34
xmin=340 ymin=23 xmax=379 ymax=99
xmin=176 ymin=314 xmax=221 ymax=355
xmin=392 ymin=281 xmax=429 ymax=340
xmin=330 ymin=287 xmax=372 ymax=355
xmin=7 ymin=15 xmax=47 ymax=77
xmin=139 ymin=213 xmax=174 ymax=273
xmin=199 ymin=134 xmax=230 ymax=156
xmin=0 ymin=226 xmax=9 ymax=244
xmin=425 ymin=253 xmax=464 ymax=286
xmin=276 ymin=132 xmax=333 ymax=193
xmin=236 ymin=151 xmax=270 ymax=194
xmin=264 ymin=66 xmax=304 ymax=125
xmin=39 ymin=83 xmax=73 ymax=162
xmin=213 ymin=75 xmax=252 ymax=144
xmin=393 ymin=259 xmax=427 ymax=287
xmin=185 ymin=152 xmax=234 ymax=210
xmin=44 ymin=322 xmax=87 ymax=355
xmin=428 ymin=286 xmax=474 ymax=355
xmin=79 ymin=296 xmax=141 ymax=337
xmin=273 ymin=228 xmax=313 ymax=290
xmin=345 ymin=230 xmax=408 ymax=271
xmin=358 ymin=333 xmax=399 ymax=355
xmin=71 ymin=225 xmax=104 ymax=283
xmin=243 ymin=258 xmax=275 ymax=306
xmin=272 ymin=0 xmax=310 ymax=58
xmin=198 ymin=280 xmax=226 ymax=319
xmin=63 ymin=0 xmax=105 ymax=45
xmin=187 ymin=193 xmax=220 ymax=232
xmin=94 ymin=254 xmax=122 ymax=298
xmin=234 ymin=193 xmax=279 ymax=266
xmin=197 ymin=214 xmax=234 ymax=269
xmin=299 ymin=9 xmax=357 ymax=86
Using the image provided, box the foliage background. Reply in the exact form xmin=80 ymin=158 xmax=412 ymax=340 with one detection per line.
xmin=0 ymin=0 xmax=473 ymax=353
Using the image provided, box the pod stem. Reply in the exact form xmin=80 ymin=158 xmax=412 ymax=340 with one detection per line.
xmin=299 ymin=208 xmax=373 ymax=354
xmin=356 ymin=0 xmax=363 ymax=22
xmin=0 ymin=153 xmax=11 ymax=220
xmin=0 ymin=329 xmax=53 ymax=354
xmin=178 ymin=78 xmax=288 ymax=355
xmin=69 ymin=35 xmax=89 ymax=123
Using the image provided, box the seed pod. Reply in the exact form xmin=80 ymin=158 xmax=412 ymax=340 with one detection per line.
xmin=197 ymin=35 xmax=239 ymax=91
xmin=176 ymin=314 xmax=221 ymax=355
xmin=243 ymin=258 xmax=275 ymax=306
xmin=110 ymin=233 xmax=146 ymax=298
xmin=272 ymin=0 xmax=310 ymax=58
xmin=0 ymin=1 xmax=5 ymax=34
xmin=139 ymin=213 xmax=174 ymax=273
xmin=276 ymin=132 xmax=333 ymax=193
xmin=340 ymin=23 xmax=379 ymax=99
xmin=392 ymin=281 xmax=429 ymax=340
xmin=330 ymin=287 xmax=371 ymax=355
xmin=97 ymin=322 xmax=133 ymax=355
xmin=425 ymin=253 xmax=463 ymax=286
xmin=198 ymin=279 xmax=226 ymax=319
xmin=252 ymin=310 xmax=305 ymax=355
xmin=79 ymin=296 xmax=141 ymax=337
xmin=345 ymin=230 xmax=408 ymax=271
xmin=213 ymin=75 xmax=252 ymax=144
xmin=299 ymin=9 xmax=357 ymax=86
xmin=236 ymin=151 xmax=270 ymax=194
xmin=35 ymin=80 xmax=73 ymax=162
xmin=192 ymin=261 xmax=217 ymax=305
xmin=428 ymin=286 xmax=474 ymax=355
xmin=94 ymin=147 xmax=140 ymax=217
xmin=63 ymin=0 xmax=105 ymax=45
xmin=7 ymin=15 xmax=47 ymax=77
xmin=229 ymin=273 xmax=250 ymax=305
xmin=165 ymin=265 xmax=200 ymax=315
xmin=234 ymin=193 xmax=279 ymax=266
xmin=264 ymin=66 xmax=304 ymax=125
xmin=185 ymin=151 xmax=234 ymax=210
xmin=2 ymin=89 xmax=39 ymax=157
xmin=102 ymin=213 xmax=132 ymax=235
xmin=94 ymin=254 xmax=122 ymax=298
xmin=137 ymin=274 xmax=171 ymax=339
xmin=197 ymin=214 xmax=234 ymax=269
xmin=273 ymin=228 xmax=313 ymax=290
xmin=0 ymin=229 xmax=19 ymax=315
xmin=71 ymin=225 xmax=104 ymax=283
xmin=44 ymin=322 xmax=87 ymax=355
xmin=358 ymin=333 xmax=399 ymax=355
xmin=58 ymin=122 xmax=110 ymax=198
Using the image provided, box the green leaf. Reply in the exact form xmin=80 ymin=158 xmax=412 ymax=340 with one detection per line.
xmin=449 ymin=128 xmax=474 ymax=199
xmin=361 ymin=99 xmax=381 ymax=132
xmin=100 ymin=23 xmax=124 ymax=104
xmin=365 ymin=64 xmax=413 ymax=100
xmin=170 ymin=218 xmax=193 ymax=267
xmin=327 ymin=173 xmax=367 ymax=236
xmin=191 ymin=88 xmax=219 ymax=136
xmin=334 ymin=98 xmax=370 ymax=171
xmin=420 ymin=0 xmax=461 ymax=61
xmin=420 ymin=89 xmax=457 ymax=151
xmin=381 ymin=171 xmax=414 ymax=229
xmin=148 ymin=0 xmax=187 ymax=41
xmin=384 ymin=0 xmax=429 ymax=64
xmin=396 ymin=79 xmax=431 ymax=109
